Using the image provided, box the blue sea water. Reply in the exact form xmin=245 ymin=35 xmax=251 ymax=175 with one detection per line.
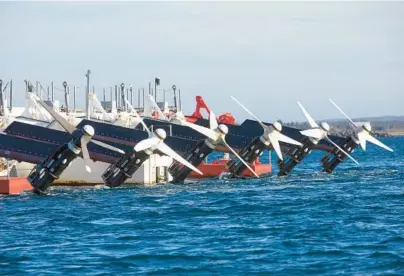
xmin=1 ymin=137 xmax=403 ymax=275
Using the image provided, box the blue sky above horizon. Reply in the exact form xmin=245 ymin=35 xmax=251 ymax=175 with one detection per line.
xmin=1 ymin=1 xmax=403 ymax=123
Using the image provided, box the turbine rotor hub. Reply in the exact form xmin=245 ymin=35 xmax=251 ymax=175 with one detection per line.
xmin=273 ymin=121 xmax=282 ymax=132
xmin=155 ymin=128 xmax=167 ymax=140
xmin=82 ymin=125 xmax=95 ymax=137
xmin=218 ymin=124 xmax=228 ymax=135
xmin=320 ymin=122 xmax=330 ymax=132
xmin=363 ymin=123 xmax=371 ymax=133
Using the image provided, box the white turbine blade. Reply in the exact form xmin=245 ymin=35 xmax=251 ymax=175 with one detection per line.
xmin=157 ymin=142 xmax=203 ymax=175
xmin=36 ymin=98 xmax=76 ymax=134
xmin=364 ymin=133 xmax=393 ymax=152
xmin=267 ymin=134 xmax=283 ymax=161
xmin=231 ymin=96 xmax=267 ymax=130
xmin=148 ymin=95 xmax=168 ymax=121
xmin=183 ymin=121 xmax=218 ymax=140
xmin=274 ymin=132 xmax=303 ymax=147
xmin=300 ymin=128 xmax=325 ymax=139
xmin=329 ymin=99 xmax=357 ymax=129
xmin=124 ymin=97 xmax=136 ymax=114
xmin=138 ymin=119 xmax=151 ymax=135
xmin=125 ymin=98 xmax=151 ymax=135
xmin=297 ymin=101 xmax=318 ymax=128
xmin=325 ymin=135 xmax=359 ymax=165
xmin=80 ymin=136 xmax=92 ymax=173
xmin=89 ymin=93 xmax=114 ymax=121
xmin=222 ymin=139 xmax=259 ymax=178
xmin=92 ymin=139 xmax=125 ymax=154
xmin=357 ymin=131 xmax=367 ymax=151
xmin=209 ymin=110 xmax=218 ymax=130
xmin=134 ymin=137 xmax=160 ymax=152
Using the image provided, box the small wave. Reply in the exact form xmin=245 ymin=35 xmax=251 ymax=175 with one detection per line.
xmin=88 ymin=218 xmax=133 ymax=225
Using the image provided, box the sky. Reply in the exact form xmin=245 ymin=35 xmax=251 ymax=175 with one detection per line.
xmin=0 ymin=1 xmax=403 ymax=123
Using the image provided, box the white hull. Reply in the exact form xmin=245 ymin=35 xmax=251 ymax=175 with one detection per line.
xmin=13 ymin=154 xmax=174 ymax=185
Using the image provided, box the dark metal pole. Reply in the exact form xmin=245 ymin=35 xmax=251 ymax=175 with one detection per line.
xmin=172 ymin=85 xmax=177 ymax=109
xmin=142 ymin=88 xmax=145 ymax=108
xmin=110 ymin=87 xmax=113 ymax=101
xmin=155 ymin=77 xmax=160 ymax=102
xmin=63 ymin=81 xmax=68 ymax=113
xmin=47 ymin=85 xmax=50 ymax=101
xmin=103 ymin=88 xmax=106 ymax=102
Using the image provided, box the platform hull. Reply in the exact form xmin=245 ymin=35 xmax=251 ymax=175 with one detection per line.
xmin=14 ymin=154 xmax=174 ymax=185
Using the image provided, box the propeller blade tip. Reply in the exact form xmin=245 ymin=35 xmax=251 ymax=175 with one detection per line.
xmin=197 ymin=170 xmax=203 ymax=175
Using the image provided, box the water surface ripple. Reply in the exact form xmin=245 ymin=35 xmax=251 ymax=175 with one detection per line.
xmin=1 ymin=137 xmax=403 ymax=275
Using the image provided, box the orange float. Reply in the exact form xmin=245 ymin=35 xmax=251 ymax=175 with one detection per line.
xmin=0 ymin=177 xmax=32 ymax=195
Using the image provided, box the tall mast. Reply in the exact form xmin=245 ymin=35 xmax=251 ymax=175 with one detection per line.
xmin=73 ymin=85 xmax=77 ymax=112
xmin=0 ymin=79 xmax=3 ymax=116
xmin=172 ymin=85 xmax=177 ymax=110
xmin=85 ymin=69 xmax=91 ymax=119
xmin=154 ymin=77 xmax=160 ymax=102
xmin=9 ymin=79 xmax=12 ymax=111
xmin=63 ymin=81 xmax=68 ymax=114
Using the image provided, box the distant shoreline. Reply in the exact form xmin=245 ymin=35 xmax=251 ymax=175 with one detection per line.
xmin=283 ymin=117 xmax=404 ymax=138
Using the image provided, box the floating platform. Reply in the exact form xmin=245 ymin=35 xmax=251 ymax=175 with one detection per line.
xmin=0 ymin=177 xmax=32 ymax=195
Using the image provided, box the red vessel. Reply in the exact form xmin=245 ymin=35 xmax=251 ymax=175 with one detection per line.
xmin=189 ymin=155 xmax=271 ymax=179
xmin=184 ymin=96 xmax=271 ymax=178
